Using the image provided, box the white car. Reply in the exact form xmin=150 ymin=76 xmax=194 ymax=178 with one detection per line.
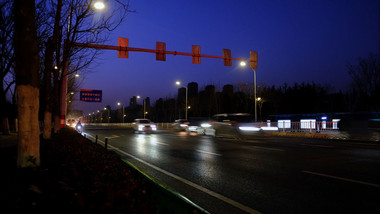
xmin=132 ymin=119 xmax=157 ymax=133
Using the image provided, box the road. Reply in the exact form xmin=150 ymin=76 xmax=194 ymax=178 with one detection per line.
xmin=82 ymin=126 xmax=380 ymax=214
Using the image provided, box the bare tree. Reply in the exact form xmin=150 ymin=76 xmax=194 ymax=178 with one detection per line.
xmin=347 ymin=53 xmax=380 ymax=111
xmin=51 ymin=0 xmax=132 ymax=132
xmin=32 ymin=0 xmax=133 ymax=135
xmin=14 ymin=0 xmax=40 ymax=167
xmin=0 ymin=0 xmax=14 ymax=135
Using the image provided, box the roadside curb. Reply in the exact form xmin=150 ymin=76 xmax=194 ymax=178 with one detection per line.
xmin=121 ymin=159 xmax=210 ymax=214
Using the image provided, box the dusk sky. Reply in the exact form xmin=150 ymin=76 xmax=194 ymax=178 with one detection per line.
xmin=75 ymin=0 xmax=379 ymax=114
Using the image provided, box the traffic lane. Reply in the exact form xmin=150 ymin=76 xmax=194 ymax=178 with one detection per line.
xmin=83 ymin=130 xmax=278 ymax=213
xmin=107 ymin=132 xmax=379 ymax=213
xmin=240 ymin=136 xmax=380 ymax=185
xmin=83 ymin=129 xmax=380 ymax=213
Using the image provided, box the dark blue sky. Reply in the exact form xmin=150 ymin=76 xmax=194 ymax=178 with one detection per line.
xmin=76 ymin=0 xmax=379 ymax=114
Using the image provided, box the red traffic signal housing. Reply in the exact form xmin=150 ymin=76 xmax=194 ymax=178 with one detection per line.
xmin=223 ymin=49 xmax=232 ymax=66
xmin=156 ymin=42 xmax=166 ymax=61
xmin=192 ymin=45 xmax=201 ymax=64
xmin=250 ymin=51 xmax=258 ymax=69
xmin=117 ymin=37 xmax=128 ymax=58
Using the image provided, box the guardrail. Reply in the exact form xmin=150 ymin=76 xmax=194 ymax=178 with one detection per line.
xmin=265 ymin=121 xmax=339 ymax=134
xmin=83 ymin=123 xmax=174 ymax=129
xmin=84 ymin=121 xmax=340 ymax=134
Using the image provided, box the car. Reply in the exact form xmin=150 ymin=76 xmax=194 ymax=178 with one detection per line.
xmin=173 ymin=119 xmax=189 ymax=131
xmin=206 ymin=113 xmax=261 ymax=138
xmin=132 ymin=119 xmax=157 ymax=133
xmin=185 ymin=117 xmax=214 ymax=134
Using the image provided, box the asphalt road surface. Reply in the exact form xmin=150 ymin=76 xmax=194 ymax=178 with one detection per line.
xmin=82 ymin=126 xmax=380 ymax=214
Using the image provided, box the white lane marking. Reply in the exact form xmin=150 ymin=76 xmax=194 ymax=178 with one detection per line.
xmin=300 ymin=144 xmax=333 ymax=148
xmin=85 ymin=133 xmax=261 ymax=214
xmin=251 ymin=146 xmax=284 ymax=152
xmin=106 ymin=135 xmax=120 ymax=139
xmin=196 ymin=150 xmax=222 ymax=156
xmin=153 ymin=141 xmax=169 ymax=146
xmin=303 ymin=171 xmax=380 ymax=188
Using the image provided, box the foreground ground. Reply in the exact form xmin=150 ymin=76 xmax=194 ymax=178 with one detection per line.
xmin=0 ymin=128 xmax=158 ymax=213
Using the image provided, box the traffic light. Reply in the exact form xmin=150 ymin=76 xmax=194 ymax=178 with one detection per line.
xmin=117 ymin=37 xmax=128 ymax=58
xmin=223 ymin=49 xmax=232 ymax=66
xmin=156 ymin=41 xmax=166 ymax=61
xmin=192 ymin=45 xmax=201 ymax=64
xmin=250 ymin=51 xmax=258 ymax=69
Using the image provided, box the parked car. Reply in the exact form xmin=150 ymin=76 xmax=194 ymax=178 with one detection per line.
xmin=173 ymin=119 xmax=189 ymax=131
xmin=132 ymin=119 xmax=157 ymax=133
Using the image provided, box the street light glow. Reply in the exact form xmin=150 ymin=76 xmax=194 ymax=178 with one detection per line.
xmin=176 ymin=81 xmax=181 ymax=85
xmin=94 ymin=1 xmax=105 ymax=10
xmin=240 ymin=61 xmax=247 ymax=67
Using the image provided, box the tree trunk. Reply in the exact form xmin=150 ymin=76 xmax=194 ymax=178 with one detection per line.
xmin=42 ymin=39 xmax=53 ymax=139
xmin=17 ymin=86 xmax=40 ymax=167
xmin=14 ymin=0 xmax=40 ymax=167
xmin=52 ymin=0 xmax=63 ymax=134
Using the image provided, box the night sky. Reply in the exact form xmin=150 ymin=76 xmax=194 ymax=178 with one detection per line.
xmin=76 ymin=0 xmax=379 ymax=114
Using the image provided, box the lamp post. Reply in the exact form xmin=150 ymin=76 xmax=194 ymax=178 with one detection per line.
xmin=117 ymin=102 xmax=124 ymax=123
xmin=137 ymin=96 xmax=147 ymax=118
xmin=97 ymin=110 xmax=102 ymax=123
xmin=175 ymin=81 xmax=188 ymax=120
xmin=104 ymin=107 xmax=110 ymax=123
xmin=60 ymin=2 xmax=105 ymax=128
xmin=240 ymin=61 xmax=257 ymax=122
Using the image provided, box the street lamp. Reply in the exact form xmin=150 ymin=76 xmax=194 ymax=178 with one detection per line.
xmin=97 ymin=110 xmax=102 ymax=123
xmin=117 ymin=102 xmax=124 ymax=123
xmin=94 ymin=1 xmax=105 ymax=10
xmin=104 ymin=107 xmax=110 ymax=123
xmin=240 ymin=61 xmax=257 ymax=122
xmin=175 ymin=81 xmax=188 ymax=120
xmin=60 ymin=1 xmax=105 ymax=128
xmin=136 ymin=96 xmax=147 ymax=118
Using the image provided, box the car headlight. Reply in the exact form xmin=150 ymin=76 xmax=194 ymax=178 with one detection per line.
xmin=201 ymin=123 xmax=212 ymax=128
xmin=239 ymin=126 xmax=260 ymax=131
xmin=180 ymin=124 xmax=188 ymax=127
xmin=138 ymin=124 xmax=144 ymax=131
xmin=261 ymin=127 xmax=278 ymax=131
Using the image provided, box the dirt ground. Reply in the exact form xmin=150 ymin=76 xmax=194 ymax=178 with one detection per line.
xmin=0 ymin=128 xmax=155 ymax=213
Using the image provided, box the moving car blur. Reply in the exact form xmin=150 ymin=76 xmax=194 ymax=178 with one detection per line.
xmin=132 ymin=118 xmax=157 ymax=133
xmin=173 ymin=119 xmax=189 ymax=131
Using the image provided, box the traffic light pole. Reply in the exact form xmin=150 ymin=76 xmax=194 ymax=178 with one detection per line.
xmin=63 ymin=39 xmax=257 ymax=126
xmin=71 ymin=41 xmax=257 ymax=64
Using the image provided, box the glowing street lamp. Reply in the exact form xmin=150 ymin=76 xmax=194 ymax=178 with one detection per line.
xmin=94 ymin=1 xmax=105 ymax=10
xmin=104 ymin=107 xmax=110 ymax=123
xmin=175 ymin=81 xmax=188 ymax=120
xmin=117 ymin=102 xmax=124 ymax=123
xmin=240 ymin=61 xmax=257 ymax=122
xmin=136 ymin=96 xmax=147 ymax=118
